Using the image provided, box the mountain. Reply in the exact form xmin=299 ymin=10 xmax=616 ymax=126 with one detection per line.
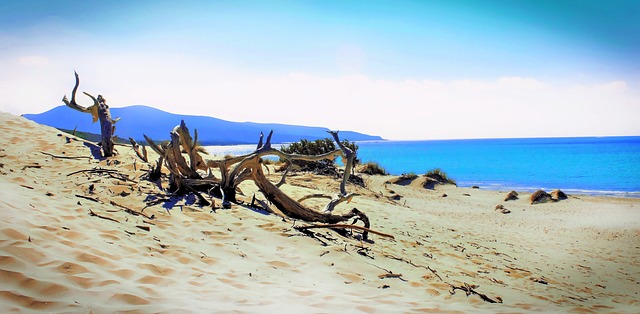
xmin=22 ymin=105 xmax=383 ymax=145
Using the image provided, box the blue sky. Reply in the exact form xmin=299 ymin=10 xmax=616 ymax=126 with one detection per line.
xmin=1 ymin=0 xmax=638 ymax=139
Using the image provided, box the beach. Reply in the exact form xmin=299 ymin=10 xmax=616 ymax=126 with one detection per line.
xmin=1 ymin=111 xmax=639 ymax=313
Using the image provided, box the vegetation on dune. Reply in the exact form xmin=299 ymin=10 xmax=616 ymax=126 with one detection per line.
xmin=424 ymin=168 xmax=456 ymax=185
xmin=399 ymin=172 xmax=419 ymax=181
xmin=279 ymin=137 xmax=363 ymax=186
xmin=391 ymin=172 xmax=419 ymax=185
xmin=358 ymin=161 xmax=388 ymax=175
xmin=530 ymin=189 xmax=552 ymax=204
xmin=280 ymin=138 xmax=359 ymax=172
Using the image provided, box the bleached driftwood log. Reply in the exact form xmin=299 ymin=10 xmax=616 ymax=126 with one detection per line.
xmin=143 ymin=122 xmax=380 ymax=239
xmin=62 ymin=72 xmax=120 ymax=157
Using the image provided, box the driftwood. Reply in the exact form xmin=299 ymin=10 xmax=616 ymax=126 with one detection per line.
xmin=295 ymin=223 xmax=394 ymax=239
xmin=143 ymin=122 xmax=387 ymax=240
xmin=129 ymin=138 xmax=148 ymax=162
xmin=62 ymin=72 xmax=120 ymax=157
xmin=67 ymin=167 xmax=134 ymax=183
xmin=110 ymin=200 xmax=155 ymax=220
xmin=449 ymin=282 xmax=502 ymax=303
xmin=76 ymin=194 xmax=102 ymax=203
xmin=40 ymin=152 xmax=92 ymax=160
xmin=89 ymin=209 xmax=119 ymax=223
xmin=143 ymin=120 xmax=206 ymax=193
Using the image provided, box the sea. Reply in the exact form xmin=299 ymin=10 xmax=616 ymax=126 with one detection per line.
xmin=205 ymin=136 xmax=640 ymax=198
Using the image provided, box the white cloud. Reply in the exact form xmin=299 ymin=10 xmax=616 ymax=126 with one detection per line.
xmin=1 ymin=51 xmax=638 ymax=140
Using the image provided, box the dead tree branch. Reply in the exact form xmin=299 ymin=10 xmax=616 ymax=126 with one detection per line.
xmin=449 ymin=282 xmax=502 ymax=303
xmin=62 ymin=72 xmax=120 ymax=157
xmin=89 ymin=209 xmax=119 ymax=223
xmin=129 ymin=138 xmax=148 ymax=162
xmin=295 ymin=224 xmax=394 ymax=239
xmin=40 ymin=152 xmax=92 ymax=160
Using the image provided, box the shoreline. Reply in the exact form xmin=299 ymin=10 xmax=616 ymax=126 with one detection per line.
xmin=204 ymin=143 xmax=640 ymax=199
xmin=455 ymin=184 xmax=640 ymax=199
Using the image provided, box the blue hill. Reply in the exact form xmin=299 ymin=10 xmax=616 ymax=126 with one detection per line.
xmin=23 ymin=105 xmax=383 ymax=145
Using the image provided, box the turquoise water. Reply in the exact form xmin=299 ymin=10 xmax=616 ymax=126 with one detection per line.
xmin=356 ymin=137 xmax=640 ymax=197
xmin=205 ymin=136 xmax=640 ymax=197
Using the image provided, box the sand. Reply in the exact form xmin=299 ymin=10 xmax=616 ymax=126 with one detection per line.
xmin=0 ymin=111 xmax=639 ymax=313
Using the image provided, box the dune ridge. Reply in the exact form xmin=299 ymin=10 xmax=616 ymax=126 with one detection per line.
xmin=0 ymin=111 xmax=639 ymax=313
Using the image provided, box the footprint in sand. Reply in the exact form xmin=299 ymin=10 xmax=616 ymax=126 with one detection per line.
xmin=108 ymin=293 xmax=150 ymax=306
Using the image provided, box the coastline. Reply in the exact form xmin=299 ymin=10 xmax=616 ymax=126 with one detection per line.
xmin=2 ymin=111 xmax=640 ymax=313
xmin=205 ymin=138 xmax=640 ymax=198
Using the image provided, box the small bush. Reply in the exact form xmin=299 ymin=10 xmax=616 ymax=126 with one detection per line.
xmin=393 ymin=172 xmax=418 ymax=185
xmin=279 ymin=138 xmax=359 ymax=174
xmin=504 ymin=190 xmax=519 ymax=201
xmin=424 ymin=168 xmax=456 ymax=185
xmin=530 ymin=189 xmax=552 ymax=204
xmin=358 ymin=161 xmax=387 ymax=175
xmin=401 ymin=172 xmax=418 ymax=180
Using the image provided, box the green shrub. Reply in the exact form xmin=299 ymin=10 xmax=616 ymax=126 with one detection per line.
xmin=279 ymin=138 xmax=359 ymax=173
xmin=358 ymin=161 xmax=387 ymax=175
xmin=400 ymin=172 xmax=418 ymax=180
xmin=424 ymin=168 xmax=456 ymax=185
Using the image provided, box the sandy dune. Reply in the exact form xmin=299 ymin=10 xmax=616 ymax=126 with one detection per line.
xmin=1 ymin=111 xmax=639 ymax=313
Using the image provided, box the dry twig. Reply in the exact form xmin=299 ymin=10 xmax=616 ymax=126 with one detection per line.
xmin=110 ymin=200 xmax=155 ymax=220
xmin=296 ymin=224 xmax=394 ymax=239
xmin=41 ymin=151 xmax=91 ymax=160
xmin=449 ymin=282 xmax=502 ymax=303
xmin=89 ymin=209 xmax=119 ymax=223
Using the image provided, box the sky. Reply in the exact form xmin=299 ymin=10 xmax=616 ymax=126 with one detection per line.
xmin=0 ymin=0 xmax=639 ymax=140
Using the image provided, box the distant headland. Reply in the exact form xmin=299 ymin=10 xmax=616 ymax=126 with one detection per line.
xmin=23 ymin=105 xmax=383 ymax=145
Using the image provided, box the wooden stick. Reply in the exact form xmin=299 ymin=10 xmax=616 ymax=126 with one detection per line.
xmin=378 ymin=273 xmax=403 ymax=279
xmin=449 ymin=283 xmax=501 ymax=303
xmin=89 ymin=209 xmax=119 ymax=223
xmin=136 ymin=225 xmax=150 ymax=231
xmin=68 ymin=168 xmax=120 ymax=177
xmin=296 ymin=224 xmax=394 ymax=239
xmin=22 ymin=164 xmax=42 ymax=170
xmin=110 ymin=200 xmax=154 ymax=220
xmin=76 ymin=194 xmax=103 ymax=203
xmin=40 ymin=152 xmax=91 ymax=160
